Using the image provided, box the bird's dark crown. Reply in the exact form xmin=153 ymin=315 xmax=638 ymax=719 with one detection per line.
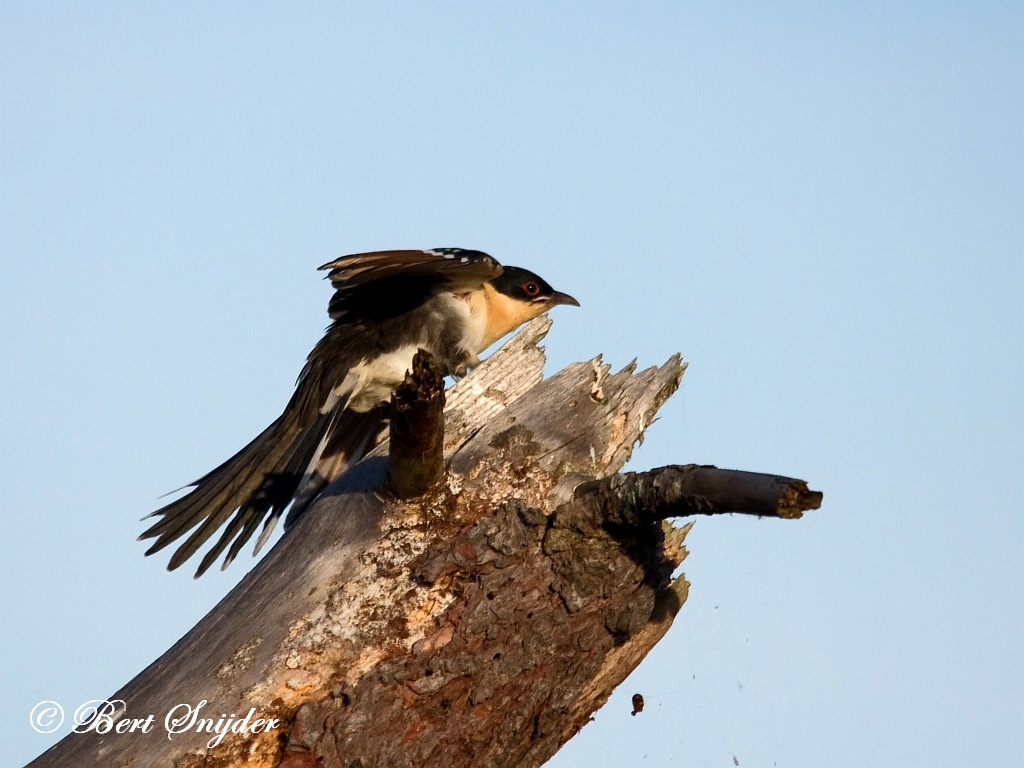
xmin=489 ymin=266 xmax=580 ymax=308
xmin=490 ymin=267 xmax=556 ymax=302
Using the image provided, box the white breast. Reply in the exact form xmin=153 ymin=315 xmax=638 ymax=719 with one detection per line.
xmin=446 ymin=292 xmax=487 ymax=357
xmin=320 ymin=344 xmax=419 ymax=414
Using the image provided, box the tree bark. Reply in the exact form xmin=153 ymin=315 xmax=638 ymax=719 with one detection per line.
xmin=569 ymin=465 xmax=823 ymax=528
xmin=388 ymin=351 xmax=446 ymax=499
xmin=27 ymin=317 xmax=821 ymax=768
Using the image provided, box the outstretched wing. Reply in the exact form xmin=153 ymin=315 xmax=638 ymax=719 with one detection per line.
xmin=320 ymin=248 xmax=502 ymax=322
xmin=140 ymin=248 xmax=501 ymax=577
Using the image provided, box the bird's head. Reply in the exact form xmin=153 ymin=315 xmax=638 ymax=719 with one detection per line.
xmin=479 ymin=266 xmax=579 ymax=347
xmin=489 ymin=266 xmax=580 ymax=309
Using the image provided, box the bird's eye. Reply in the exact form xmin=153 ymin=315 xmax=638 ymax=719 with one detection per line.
xmin=523 ymin=281 xmax=541 ymax=297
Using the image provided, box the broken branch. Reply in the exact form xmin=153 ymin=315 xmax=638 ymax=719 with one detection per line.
xmin=388 ymin=350 xmax=445 ymax=499
xmin=566 ymin=464 xmax=823 ymax=530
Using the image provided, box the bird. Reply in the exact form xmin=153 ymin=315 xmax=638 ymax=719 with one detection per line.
xmin=138 ymin=248 xmax=579 ymax=577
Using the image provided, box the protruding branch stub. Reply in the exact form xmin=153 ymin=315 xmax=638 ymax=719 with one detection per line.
xmin=388 ymin=350 xmax=446 ymax=499
xmin=563 ymin=464 xmax=823 ymax=533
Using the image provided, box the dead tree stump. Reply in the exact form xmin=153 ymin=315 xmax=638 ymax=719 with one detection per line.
xmin=27 ymin=316 xmax=821 ymax=768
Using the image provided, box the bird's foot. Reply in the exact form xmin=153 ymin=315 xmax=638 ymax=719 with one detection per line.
xmin=451 ymin=355 xmax=482 ymax=379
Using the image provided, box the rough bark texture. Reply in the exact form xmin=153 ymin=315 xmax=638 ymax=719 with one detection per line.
xmin=28 ymin=316 xmax=821 ymax=768
xmin=569 ymin=465 xmax=824 ymax=528
xmin=388 ymin=351 xmax=445 ymax=499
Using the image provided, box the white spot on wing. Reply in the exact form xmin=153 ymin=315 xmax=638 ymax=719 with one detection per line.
xmin=426 ymin=248 xmax=463 ymax=259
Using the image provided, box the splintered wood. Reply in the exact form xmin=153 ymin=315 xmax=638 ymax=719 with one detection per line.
xmin=29 ymin=316 xmax=819 ymax=768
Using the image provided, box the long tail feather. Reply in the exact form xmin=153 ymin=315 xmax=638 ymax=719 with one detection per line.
xmin=139 ymin=401 xmax=385 ymax=575
xmin=139 ymin=418 xmax=288 ymax=545
xmin=139 ymin=403 xmax=325 ymax=572
xmin=283 ymin=405 xmax=389 ymax=531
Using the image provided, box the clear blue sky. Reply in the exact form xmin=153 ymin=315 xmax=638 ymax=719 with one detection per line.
xmin=2 ymin=3 xmax=1021 ymax=766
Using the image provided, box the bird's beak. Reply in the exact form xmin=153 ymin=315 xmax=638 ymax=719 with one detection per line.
xmin=544 ymin=290 xmax=580 ymax=308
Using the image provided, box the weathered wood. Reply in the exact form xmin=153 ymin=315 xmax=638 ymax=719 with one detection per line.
xmin=26 ymin=317 xmax=559 ymax=768
xmin=567 ymin=464 xmax=824 ymax=530
xmin=388 ymin=351 xmax=445 ymax=499
xmin=26 ymin=317 xmax=821 ymax=768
